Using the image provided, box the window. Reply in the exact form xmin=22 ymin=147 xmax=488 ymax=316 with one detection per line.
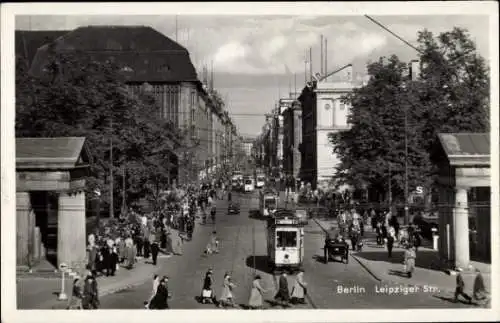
xmin=340 ymin=102 xmax=346 ymax=110
xmin=264 ymin=198 xmax=276 ymax=209
xmin=276 ymin=231 xmax=297 ymax=248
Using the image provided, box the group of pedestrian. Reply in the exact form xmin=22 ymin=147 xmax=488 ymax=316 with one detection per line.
xmin=67 ymin=270 xmax=100 ymax=310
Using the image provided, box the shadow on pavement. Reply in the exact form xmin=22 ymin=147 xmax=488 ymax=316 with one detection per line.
xmin=248 ymin=210 xmax=266 ymax=220
xmin=312 ymin=255 xmax=326 ymax=264
xmin=433 ymin=295 xmax=470 ymax=305
xmin=388 ymin=269 xmax=410 ymax=278
xmin=245 ymin=255 xmax=273 ymax=274
xmin=354 ymin=250 xmax=443 ymax=271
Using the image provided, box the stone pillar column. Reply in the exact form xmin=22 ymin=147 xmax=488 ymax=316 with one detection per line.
xmin=454 ymin=187 xmax=470 ymax=269
xmin=16 ymin=192 xmax=31 ymax=267
xmin=57 ymin=191 xmax=86 ymax=271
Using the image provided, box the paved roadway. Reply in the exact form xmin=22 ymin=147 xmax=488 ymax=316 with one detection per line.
xmin=100 ymin=190 xmax=469 ymax=309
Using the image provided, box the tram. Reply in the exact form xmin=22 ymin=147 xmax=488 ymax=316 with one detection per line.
xmin=266 ymin=209 xmax=305 ymax=273
xmin=259 ymin=188 xmax=278 ymax=217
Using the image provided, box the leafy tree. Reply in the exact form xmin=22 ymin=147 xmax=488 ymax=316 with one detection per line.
xmin=16 ymin=50 xmax=180 ymax=215
xmin=329 ymin=55 xmax=433 ymax=203
xmin=329 ymin=27 xmax=489 ymax=204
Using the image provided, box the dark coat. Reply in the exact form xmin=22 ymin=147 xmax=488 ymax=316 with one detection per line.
xmin=274 ymin=275 xmax=290 ymax=301
xmin=82 ymin=277 xmax=99 ymax=309
xmin=203 ymin=275 xmax=213 ymax=290
xmin=149 ymin=283 xmax=169 ymax=309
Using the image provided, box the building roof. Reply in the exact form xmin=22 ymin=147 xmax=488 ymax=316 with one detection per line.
xmin=15 ymin=30 xmax=69 ymax=65
xmin=29 ymin=25 xmax=198 ymax=83
xmin=437 ymin=133 xmax=489 ymax=166
xmin=16 ymin=137 xmax=92 ymax=170
xmin=438 ymin=133 xmax=489 ymax=156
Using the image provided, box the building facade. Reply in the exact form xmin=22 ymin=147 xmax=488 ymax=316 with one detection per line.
xmin=315 ymin=80 xmax=355 ymax=188
xmin=282 ymin=100 xmax=303 ymax=181
xmin=24 ymin=25 xmax=236 ymax=185
xmin=298 ymin=65 xmax=358 ymax=189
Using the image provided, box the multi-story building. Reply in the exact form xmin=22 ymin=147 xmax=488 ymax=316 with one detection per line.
xmin=26 ymin=25 xmax=236 ymax=185
xmin=282 ymin=100 xmax=302 ymax=182
xmin=241 ymin=137 xmax=254 ymax=157
xmin=299 ymin=65 xmax=359 ymax=189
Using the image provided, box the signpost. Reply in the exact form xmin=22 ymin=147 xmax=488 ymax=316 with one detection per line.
xmin=58 ymin=263 xmax=68 ymax=301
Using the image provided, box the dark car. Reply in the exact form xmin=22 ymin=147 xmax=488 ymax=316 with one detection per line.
xmin=227 ymin=202 xmax=240 ymax=214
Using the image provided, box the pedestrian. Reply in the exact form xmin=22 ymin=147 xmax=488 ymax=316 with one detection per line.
xmin=370 ymin=210 xmax=377 ymax=232
xmin=404 ymin=244 xmax=416 ymax=278
xmin=173 ymin=230 xmax=184 ymax=256
xmin=290 ymin=269 xmax=307 ymax=305
xmin=473 ymin=268 xmax=489 ymax=303
xmin=186 ymin=218 xmax=194 ymax=241
xmin=146 ymin=274 xmax=160 ymax=309
xmin=274 ymin=272 xmax=290 ymax=306
xmin=248 ymin=275 xmax=267 ymax=309
xmin=219 ymin=272 xmax=237 ymax=308
xmin=86 ymin=234 xmax=98 ymax=271
xmin=454 ymin=268 xmax=472 ymax=304
xmin=149 ymin=277 xmax=170 ymax=309
xmin=387 ymin=226 xmax=395 ymax=258
xmin=201 ymin=269 xmax=216 ymax=304
xmin=134 ymin=232 xmax=143 ymax=257
xmin=82 ymin=271 xmax=99 ymax=309
xmin=376 ymin=221 xmax=383 ymax=245
xmin=143 ymin=225 xmax=151 ymax=259
xmin=124 ymin=237 xmax=136 ymax=269
xmin=67 ymin=276 xmax=83 ymax=309
xmin=116 ymin=237 xmax=126 ymax=264
xmin=151 ymin=232 xmax=159 ymax=265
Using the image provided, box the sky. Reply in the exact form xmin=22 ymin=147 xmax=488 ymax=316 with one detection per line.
xmin=15 ymin=14 xmax=491 ymax=138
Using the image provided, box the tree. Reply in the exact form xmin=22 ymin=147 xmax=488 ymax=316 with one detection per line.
xmin=329 ymin=27 xmax=489 ymax=204
xmin=329 ymin=55 xmax=434 ymax=203
xmin=16 ymin=50 xmax=179 ymax=214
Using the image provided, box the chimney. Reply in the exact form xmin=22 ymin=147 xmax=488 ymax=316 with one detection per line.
xmin=409 ymin=60 xmax=420 ymax=81
xmin=345 ymin=64 xmax=353 ymax=82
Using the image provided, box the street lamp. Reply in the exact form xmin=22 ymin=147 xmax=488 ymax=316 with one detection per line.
xmin=400 ymin=82 xmax=409 ymax=225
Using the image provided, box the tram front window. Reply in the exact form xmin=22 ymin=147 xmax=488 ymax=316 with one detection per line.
xmin=265 ymin=198 xmax=276 ymax=209
xmin=277 ymin=231 xmax=297 ymax=248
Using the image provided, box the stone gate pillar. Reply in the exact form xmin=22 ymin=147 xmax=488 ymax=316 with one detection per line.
xmin=16 ymin=192 xmax=33 ymax=267
xmin=454 ymin=187 xmax=470 ymax=269
xmin=57 ymin=190 xmax=86 ymax=271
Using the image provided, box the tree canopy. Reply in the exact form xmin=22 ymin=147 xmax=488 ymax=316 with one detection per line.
xmin=16 ymin=50 xmax=180 ymax=214
xmin=329 ymin=27 xmax=489 ymax=203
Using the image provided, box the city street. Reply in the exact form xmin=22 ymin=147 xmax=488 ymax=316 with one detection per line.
xmin=100 ymin=191 xmax=470 ymax=309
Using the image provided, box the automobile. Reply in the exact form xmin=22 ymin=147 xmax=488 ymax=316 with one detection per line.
xmin=295 ymin=208 xmax=309 ymax=225
xmin=227 ymin=202 xmax=240 ymax=214
xmin=255 ymin=175 xmax=266 ymax=188
xmin=244 ymin=178 xmax=255 ymax=192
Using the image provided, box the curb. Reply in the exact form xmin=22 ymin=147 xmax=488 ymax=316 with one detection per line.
xmin=313 ymin=218 xmax=486 ymax=294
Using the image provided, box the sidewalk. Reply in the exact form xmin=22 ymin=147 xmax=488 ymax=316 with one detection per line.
xmin=312 ymin=216 xmax=492 ymax=298
xmin=17 ymin=256 xmax=165 ymax=309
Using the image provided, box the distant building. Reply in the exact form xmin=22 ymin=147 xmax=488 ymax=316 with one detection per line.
xmin=281 ymin=99 xmax=302 ymax=182
xmin=241 ymin=137 xmax=254 ymax=157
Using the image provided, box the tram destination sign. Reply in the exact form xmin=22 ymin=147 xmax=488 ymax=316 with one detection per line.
xmin=275 ymin=217 xmax=299 ymax=225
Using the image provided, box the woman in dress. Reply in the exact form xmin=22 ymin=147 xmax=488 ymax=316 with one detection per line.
xmin=146 ymin=274 xmax=160 ymax=309
xmin=219 ymin=272 xmax=236 ymax=308
xmin=404 ymin=244 xmax=416 ymax=278
xmin=290 ymin=269 xmax=307 ymax=304
xmin=248 ymin=275 xmax=267 ymax=310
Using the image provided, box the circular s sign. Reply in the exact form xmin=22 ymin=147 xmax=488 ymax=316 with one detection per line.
xmin=415 ymin=186 xmax=424 ymax=194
